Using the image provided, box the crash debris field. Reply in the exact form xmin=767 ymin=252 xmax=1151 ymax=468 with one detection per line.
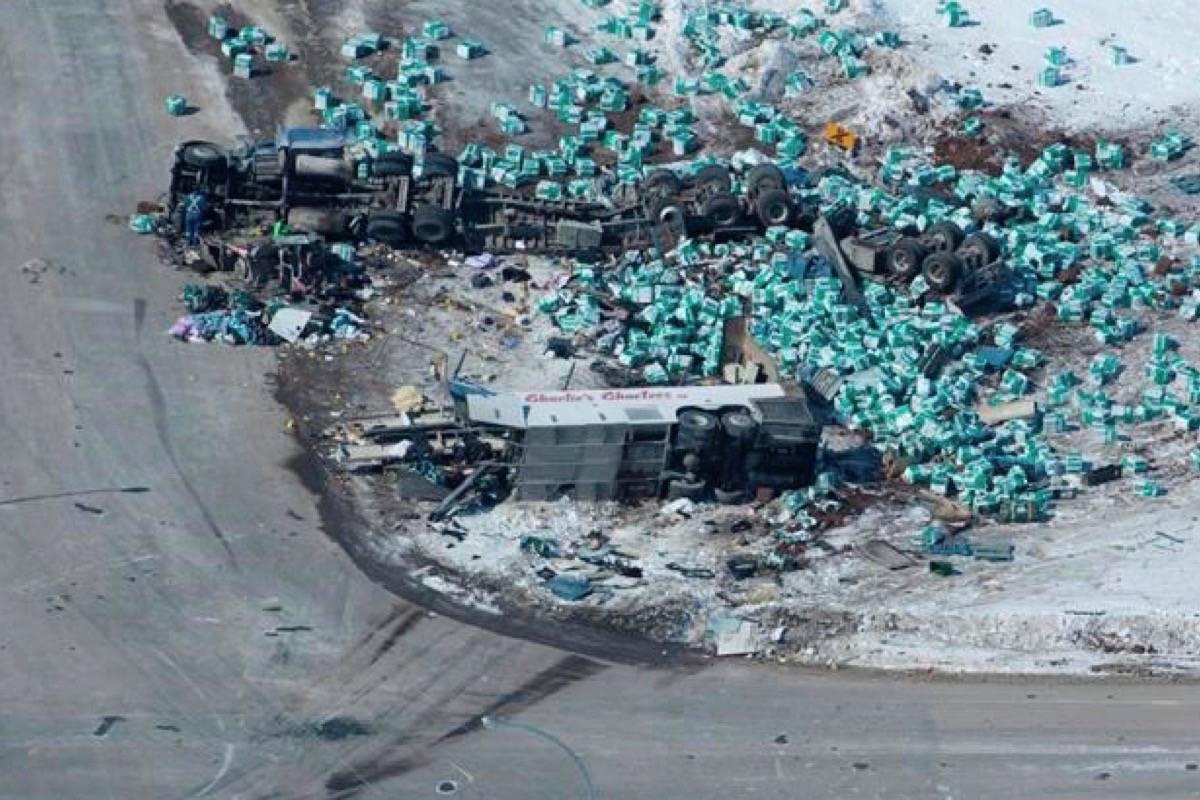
xmin=137 ymin=0 xmax=1200 ymax=675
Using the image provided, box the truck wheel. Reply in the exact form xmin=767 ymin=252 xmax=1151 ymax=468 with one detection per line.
xmin=182 ymin=142 xmax=225 ymax=169
xmin=745 ymin=163 xmax=787 ymax=193
xmin=411 ymin=205 xmax=455 ymax=244
xmin=420 ymin=153 xmax=459 ymax=179
xmin=921 ymin=251 xmax=963 ymax=293
xmin=288 ymin=207 xmax=346 ymax=237
xmin=722 ymin=410 xmax=758 ymax=442
xmin=958 ymin=231 xmax=1000 ymax=265
xmin=646 ymin=194 xmax=672 ymax=222
xmin=754 ymin=188 xmax=792 ymax=226
xmin=676 ymin=409 xmax=718 ymax=450
xmin=703 ymin=193 xmax=742 ymax=228
xmin=644 ymin=169 xmax=682 ymax=196
xmin=653 ymin=201 xmax=686 ymax=235
xmin=693 ymin=164 xmax=731 ymax=192
xmin=888 ymin=237 xmax=927 ymax=279
xmin=367 ymin=211 xmax=407 ymax=247
xmin=924 ymin=221 xmax=964 ymax=252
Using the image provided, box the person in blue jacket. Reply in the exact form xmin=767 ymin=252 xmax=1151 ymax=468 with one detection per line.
xmin=184 ymin=190 xmax=208 ymax=245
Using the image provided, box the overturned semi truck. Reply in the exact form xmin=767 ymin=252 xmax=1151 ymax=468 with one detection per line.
xmin=167 ymin=127 xmax=804 ymax=257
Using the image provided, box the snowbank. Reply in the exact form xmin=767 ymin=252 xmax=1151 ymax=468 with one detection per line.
xmin=877 ymin=0 xmax=1200 ymax=131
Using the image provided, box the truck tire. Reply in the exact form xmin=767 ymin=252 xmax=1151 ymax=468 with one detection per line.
xmin=182 ymin=142 xmax=226 ymax=169
xmin=644 ymin=169 xmax=682 ymax=196
xmin=646 ymin=194 xmax=673 ymax=222
xmin=288 ymin=207 xmax=347 ymax=237
xmin=722 ymin=410 xmax=758 ymax=442
xmin=888 ymin=237 xmax=927 ymax=279
xmin=366 ymin=211 xmax=407 ymax=247
xmin=420 ymin=153 xmax=459 ymax=179
xmin=703 ymin=193 xmax=742 ymax=228
xmin=676 ymin=409 xmax=718 ymax=450
xmin=651 ymin=199 xmax=686 ymax=235
xmin=693 ymin=164 xmax=731 ymax=192
xmin=293 ymin=155 xmax=352 ymax=184
xmin=754 ymin=188 xmax=792 ymax=226
xmin=411 ymin=205 xmax=455 ymax=244
xmin=958 ymin=231 xmax=1000 ymax=265
xmin=921 ymin=251 xmax=963 ymax=293
xmin=746 ymin=163 xmax=787 ymax=193
xmin=372 ymin=152 xmax=414 ymax=178
xmin=924 ymin=220 xmax=964 ymax=252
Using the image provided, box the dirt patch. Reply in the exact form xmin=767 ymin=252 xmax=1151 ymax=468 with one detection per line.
xmin=163 ymin=0 xmax=215 ymax=57
xmin=932 ymin=110 xmax=1141 ymax=173
xmin=164 ymin=0 xmax=325 ymax=136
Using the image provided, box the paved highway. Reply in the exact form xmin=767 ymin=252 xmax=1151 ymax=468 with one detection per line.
xmin=1 ymin=2 xmax=1199 ymax=798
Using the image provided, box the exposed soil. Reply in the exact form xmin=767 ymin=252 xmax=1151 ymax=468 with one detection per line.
xmin=932 ymin=109 xmax=1139 ymax=174
xmin=165 ymin=0 xmax=311 ymax=135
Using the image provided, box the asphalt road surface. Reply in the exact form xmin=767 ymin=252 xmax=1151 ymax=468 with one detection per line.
xmin=2 ymin=2 xmax=1200 ymax=799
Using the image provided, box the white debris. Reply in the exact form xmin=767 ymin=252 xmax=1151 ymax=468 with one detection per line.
xmin=660 ymin=498 xmax=696 ymax=517
xmin=268 ymin=308 xmax=312 ymax=343
xmin=716 ymin=621 xmax=762 ymax=656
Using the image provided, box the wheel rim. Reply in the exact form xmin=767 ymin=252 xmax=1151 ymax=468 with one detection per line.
xmin=725 ymin=412 xmax=753 ymax=434
xmin=928 ymin=260 xmax=950 ymax=284
xmin=659 ymin=206 xmax=685 ymax=232
xmin=894 ymin=250 xmax=916 ymax=274
xmin=766 ymin=203 xmax=789 ymax=224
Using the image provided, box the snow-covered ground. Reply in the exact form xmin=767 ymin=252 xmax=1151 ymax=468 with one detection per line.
xmin=822 ymin=475 xmax=1200 ymax=674
xmin=385 ymin=469 xmax=1200 ymax=676
xmin=877 ymin=0 xmax=1200 ymax=131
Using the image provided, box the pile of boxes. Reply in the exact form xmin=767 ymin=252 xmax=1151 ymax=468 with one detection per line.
xmin=207 ymin=16 xmax=292 ymax=78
